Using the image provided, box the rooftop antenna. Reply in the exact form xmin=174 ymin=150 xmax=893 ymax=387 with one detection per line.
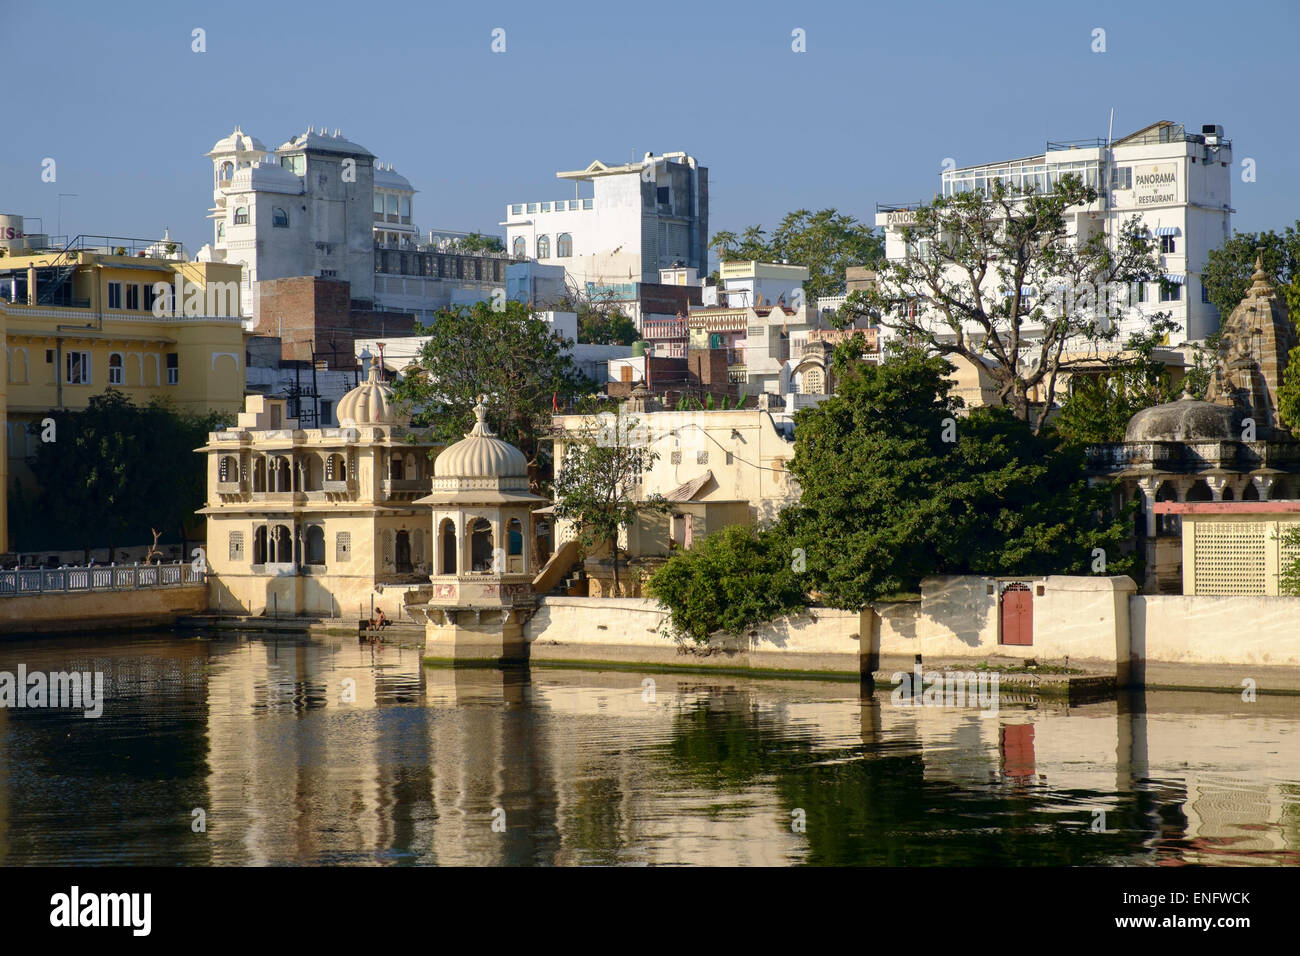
xmin=1107 ymin=107 xmax=1114 ymax=147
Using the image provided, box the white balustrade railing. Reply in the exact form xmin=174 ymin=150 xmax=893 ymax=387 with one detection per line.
xmin=0 ymin=561 xmax=204 ymax=597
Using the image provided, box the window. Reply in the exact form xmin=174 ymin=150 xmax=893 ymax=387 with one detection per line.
xmin=1114 ymin=166 xmax=1133 ymax=190
xmin=1160 ymin=235 xmax=1176 ymax=254
xmin=541 ymin=202 xmax=551 ymax=212
xmin=166 ymin=353 xmax=179 ymax=385
xmin=511 ymin=204 xmax=523 ymax=215
xmin=1135 ymin=282 xmax=1147 ymax=304
xmin=108 ymin=352 xmax=124 ymax=385
xmin=229 ymin=531 xmax=244 ymax=561
xmin=386 ymin=194 xmax=398 ymax=222
xmin=319 ymin=399 xmax=333 ymax=426
xmin=107 ymin=281 xmax=123 ymax=309
xmin=697 ymin=450 xmax=708 ymax=465
xmin=217 ymin=222 xmax=225 ymax=241
xmin=272 ymin=207 xmax=289 ymax=228
xmin=657 ymin=186 xmax=670 ymax=206
xmin=125 ymin=284 xmax=140 ymax=310
xmin=305 ymin=526 xmax=326 ymax=566
xmin=557 ymin=233 xmax=572 ymax=257
xmin=1201 ymin=281 xmax=1210 ymax=304
xmin=1160 ymin=282 xmax=1181 ymax=302
xmin=66 ymin=351 xmax=91 ymax=385
xmin=373 ymin=193 xmax=384 ymax=221
xmin=512 ymin=236 xmax=525 ymax=257
xmin=335 ymin=532 xmax=351 ymax=563
xmin=536 ymin=235 xmax=550 ymax=258
xmin=234 ymin=206 xmax=249 ymax=225
xmin=400 ymin=196 xmax=411 ymax=224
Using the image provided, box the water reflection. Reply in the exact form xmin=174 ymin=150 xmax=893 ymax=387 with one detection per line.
xmin=0 ymin=632 xmax=1295 ymax=866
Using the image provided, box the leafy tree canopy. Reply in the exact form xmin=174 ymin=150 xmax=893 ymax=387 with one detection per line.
xmin=1202 ymin=225 xmax=1300 ymax=317
xmin=455 ymin=232 xmax=506 ymax=254
xmin=647 ymin=524 xmax=807 ymax=641
xmin=711 ymin=208 xmax=885 ymax=301
xmin=12 ymin=390 xmax=229 ymax=557
xmin=391 ymin=299 xmax=596 ymax=485
xmin=846 ymin=175 xmax=1168 ymax=431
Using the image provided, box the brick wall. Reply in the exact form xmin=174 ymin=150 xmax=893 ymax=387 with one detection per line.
xmin=255 ymin=276 xmax=415 ymax=369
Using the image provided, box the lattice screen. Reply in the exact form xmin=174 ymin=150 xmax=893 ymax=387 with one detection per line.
xmin=1193 ymin=522 xmax=1267 ymax=594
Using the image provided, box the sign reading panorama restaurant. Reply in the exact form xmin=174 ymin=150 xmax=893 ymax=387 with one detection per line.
xmin=1133 ymin=163 xmax=1180 ymax=206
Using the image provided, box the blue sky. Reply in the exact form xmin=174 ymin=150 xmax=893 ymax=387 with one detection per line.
xmin=2 ymin=0 xmax=1297 ymax=255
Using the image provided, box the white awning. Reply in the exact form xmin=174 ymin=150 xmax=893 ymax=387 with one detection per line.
xmin=1153 ymin=226 xmax=1181 ymax=237
xmin=1163 ymin=273 xmax=1185 ymax=285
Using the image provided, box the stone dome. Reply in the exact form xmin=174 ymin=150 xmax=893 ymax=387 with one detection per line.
xmin=434 ymin=398 xmax=528 ymax=479
xmin=1124 ymin=394 xmax=1241 ymax=443
xmin=208 ymin=126 xmax=267 ymax=157
xmin=337 ymin=357 xmax=410 ymax=426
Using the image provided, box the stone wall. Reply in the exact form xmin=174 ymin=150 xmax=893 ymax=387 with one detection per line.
xmin=0 ymin=584 xmax=207 ymax=635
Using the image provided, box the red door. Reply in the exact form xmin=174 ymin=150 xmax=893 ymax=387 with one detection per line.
xmin=1001 ymin=724 xmax=1035 ymax=779
xmin=1001 ymin=584 xmax=1033 ymax=645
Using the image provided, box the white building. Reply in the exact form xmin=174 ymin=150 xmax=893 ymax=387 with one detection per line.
xmin=502 ymin=151 xmax=708 ymax=290
xmin=874 ymin=120 xmax=1234 ymax=346
xmin=203 ymin=127 xmax=378 ymax=318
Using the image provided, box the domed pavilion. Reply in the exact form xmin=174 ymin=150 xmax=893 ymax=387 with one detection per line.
xmin=409 ymin=397 xmax=549 ymax=663
xmin=199 ymin=356 xmax=440 ymax=618
xmin=1090 ymin=254 xmax=1300 ymax=592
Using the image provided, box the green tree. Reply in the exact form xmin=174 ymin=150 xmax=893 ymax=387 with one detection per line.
xmin=552 ymin=412 xmax=669 ymax=594
xmin=391 ymin=299 xmax=595 ymax=486
xmin=1277 ymin=344 xmax=1300 ymax=434
xmin=647 ymin=524 xmax=807 ymax=642
xmin=783 ymin=347 xmax=1134 ymax=610
xmin=14 ymin=391 xmax=229 ymax=559
xmin=577 ymin=306 xmax=638 ymax=345
xmin=456 ymin=232 xmax=506 ymax=254
xmin=1279 ymin=526 xmax=1300 ymax=596
xmin=1202 ymin=226 xmax=1300 ymax=317
xmin=847 ymin=175 xmax=1166 ymax=431
xmin=712 ymin=210 xmax=884 ymax=300
xmin=1052 ymin=322 xmax=1182 ymax=445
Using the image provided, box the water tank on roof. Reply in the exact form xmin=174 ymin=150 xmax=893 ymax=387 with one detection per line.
xmin=0 ymin=214 xmax=26 ymax=251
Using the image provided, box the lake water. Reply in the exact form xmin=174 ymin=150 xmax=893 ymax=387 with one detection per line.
xmin=0 ymin=631 xmax=1295 ymax=866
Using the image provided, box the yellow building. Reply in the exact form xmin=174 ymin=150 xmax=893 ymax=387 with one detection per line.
xmin=1155 ymin=501 xmax=1300 ymax=595
xmin=549 ymin=389 xmax=799 ymax=593
xmin=198 ymin=358 xmax=441 ymax=619
xmin=1 ymin=246 xmax=247 ymax=550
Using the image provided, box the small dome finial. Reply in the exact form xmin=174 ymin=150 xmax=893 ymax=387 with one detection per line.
xmin=1249 ymin=246 xmax=1275 ymax=295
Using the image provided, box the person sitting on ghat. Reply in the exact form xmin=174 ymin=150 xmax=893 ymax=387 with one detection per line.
xmin=369 ymin=608 xmax=388 ymax=631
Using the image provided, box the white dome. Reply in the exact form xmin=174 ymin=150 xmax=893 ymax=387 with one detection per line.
xmin=374 ymin=162 xmax=415 ymax=192
xmin=337 ymin=358 xmax=410 ymax=426
xmin=208 ymin=126 xmax=267 ymax=156
xmin=276 ymin=126 xmax=374 ymax=158
xmin=434 ymin=398 xmax=528 ymax=479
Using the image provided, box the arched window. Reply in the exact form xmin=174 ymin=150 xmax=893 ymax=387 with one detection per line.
xmin=272 ymin=455 xmax=291 ymax=492
xmin=325 ymin=453 xmax=347 ymax=482
xmin=272 ymin=524 xmax=293 ymax=563
xmin=218 ymin=456 xmax=238 ymax=483
xmin=253 ymin=526 xmax=269 ymax=565
xmin=272 ymin=207 xmax=289 ymax=228
xmin=305 ymin=525 xmax=326 ymax=565
xmin=801 ymin=367 xmax=824 ymax=394
xmin=234 ymin=206 xmax=249 ymax=225
xmin=395 ymin=530 xmax=412 ymax=573
xmin=556 ymin=233 xmax=572 ymax=257
xmin=507 ymin=517 xmax=524 ymax=573
xmin=512 ymin=236 xmax=525 ymax=258
xmin=390 ymin=452 xmax=404 ymax=480
xmin=108 ymin=352 xmax=124 ymax=385
xmin=217 ymin=222 xmax=225 ymax=242
xmin=470 ymin=517 xmax=494 ymax=572
xmin=439 ymin=518 xmax=457 ymax=575
xmin=252 ymin=457 xmax=267 ymax=492
xmin=536 ymin=235 xmax=550 ymax=259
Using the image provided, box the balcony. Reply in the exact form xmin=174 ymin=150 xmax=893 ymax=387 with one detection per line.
xmin=727 ymin=366 xmax=748 ymax=384
xmin=323 ymin=479 xmax=357 ymax=496
xmin=381 ymin=478 xmax=431 ymax=500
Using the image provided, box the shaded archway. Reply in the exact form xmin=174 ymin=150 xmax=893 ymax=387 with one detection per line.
xmin=439 ymin=518 xmax=457 ymax=575
xmin=253 ymin=526 xmax=269 ymax=564
xmin=507 ymin=517 xmax=524 ymax=573
xmin=305 ymin=525 xmax=326 ymax=565
xmin=470 ymin=518 xmax=494 ymax=572
xmin=272 ymin=524 xmax=293 ymax=563
xmin=395 ymin=530 xmax=412 ymax=573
